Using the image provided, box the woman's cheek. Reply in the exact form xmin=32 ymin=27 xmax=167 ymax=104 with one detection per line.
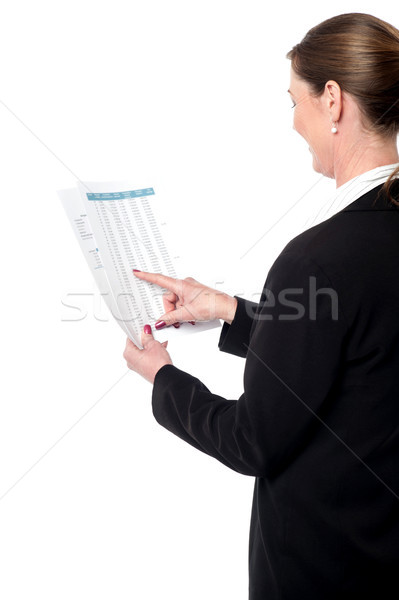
xmin=293 ymin=111 xmax=306 ymax=139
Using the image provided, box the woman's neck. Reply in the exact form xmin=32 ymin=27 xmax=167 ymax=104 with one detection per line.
xmin=333 ymin=134 xmax=399 ymax=188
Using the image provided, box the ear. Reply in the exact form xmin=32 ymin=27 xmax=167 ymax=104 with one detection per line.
xmin=324 ymin=80 xmax=342 ymax=122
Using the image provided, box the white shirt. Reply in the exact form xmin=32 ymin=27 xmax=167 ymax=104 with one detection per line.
xmin=311 ymin=163 xmax=399 ymax=226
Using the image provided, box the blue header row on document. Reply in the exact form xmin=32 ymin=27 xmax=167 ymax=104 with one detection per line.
xmin=86 ymin=188 xmax=155 ymax=201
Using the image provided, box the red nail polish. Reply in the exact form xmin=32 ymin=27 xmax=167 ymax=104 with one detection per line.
xmin=155 ymin=320 xmax=166 ymax=330
xmin=133 ymin=269 xmax=141 ymax=273
xmin=173 ymin=322 xmax=180 ymax=329
xmin=189 ymin=321 xmax=195 ymax=325
xmin=144 ymin=324 xmax=152 ymax=334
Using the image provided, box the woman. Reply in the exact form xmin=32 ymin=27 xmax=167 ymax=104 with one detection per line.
xmin=124 ymin=13 xmax=399 ymax=599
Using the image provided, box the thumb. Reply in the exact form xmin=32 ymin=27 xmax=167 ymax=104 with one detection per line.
xmin=141 ymin=323 xmax=154 ymax=346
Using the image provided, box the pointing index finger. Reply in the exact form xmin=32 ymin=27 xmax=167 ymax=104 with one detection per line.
xmin=133 ymin=269 xmax=179 ymax=293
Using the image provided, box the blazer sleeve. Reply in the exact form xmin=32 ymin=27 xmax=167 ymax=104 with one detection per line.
xmin=217 ymin=295 xmax=259 ymax=358
xmin=152 ymin=250 xmax=349 ymax=477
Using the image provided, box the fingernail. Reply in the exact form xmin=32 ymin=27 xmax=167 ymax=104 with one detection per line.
xmin=133 ymin=269 xmax=141 ymax=273
xmin=144 ymin=324 xmax=152 ymax=334
xmin=173 ymin=322 xmax=180 ymax=329
xmin=155 ymin=320 xmax=166 ymax=330
xmin=189 ymin=321 xmax=195 ymax=325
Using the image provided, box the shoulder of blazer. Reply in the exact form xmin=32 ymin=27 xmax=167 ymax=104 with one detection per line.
xmin=341 ymin=183 xmax=399 ymax=212
xmin=280 ymin=183 xmax=399 ymax=263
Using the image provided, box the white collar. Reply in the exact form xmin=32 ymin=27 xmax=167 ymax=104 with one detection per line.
xmin=309 ymin=163 xmax=399 ymax=226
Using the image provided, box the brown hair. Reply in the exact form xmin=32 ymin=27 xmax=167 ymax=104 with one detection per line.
xmin=287 ymin=13 xmax=399 ymax=205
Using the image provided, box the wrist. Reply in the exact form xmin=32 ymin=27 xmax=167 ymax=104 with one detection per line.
xmin=152 ymin=360 xmax=173 ymax=385
xmin=218 ymin=294 xmax=238 ymax=325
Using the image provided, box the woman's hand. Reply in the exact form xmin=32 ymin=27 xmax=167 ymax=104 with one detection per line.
xmin=123 ymin=325 xmax=173 ymax=384
xmin=133 ymin=270 xmax=238 ymax=329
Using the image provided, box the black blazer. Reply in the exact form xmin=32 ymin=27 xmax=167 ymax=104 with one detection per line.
xmin=152 ymin=184 xmax=399 ymax=599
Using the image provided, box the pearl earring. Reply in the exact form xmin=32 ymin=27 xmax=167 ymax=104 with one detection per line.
xmin=331 ymin=122 xmax=338 ymax=134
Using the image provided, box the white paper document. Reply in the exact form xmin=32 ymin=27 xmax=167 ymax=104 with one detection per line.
xmin=59 ymin=181 xmax=220 ymax=347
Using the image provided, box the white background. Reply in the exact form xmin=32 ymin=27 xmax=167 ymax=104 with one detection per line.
xmin=0 ymin=1 xmax=397 ymax=598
